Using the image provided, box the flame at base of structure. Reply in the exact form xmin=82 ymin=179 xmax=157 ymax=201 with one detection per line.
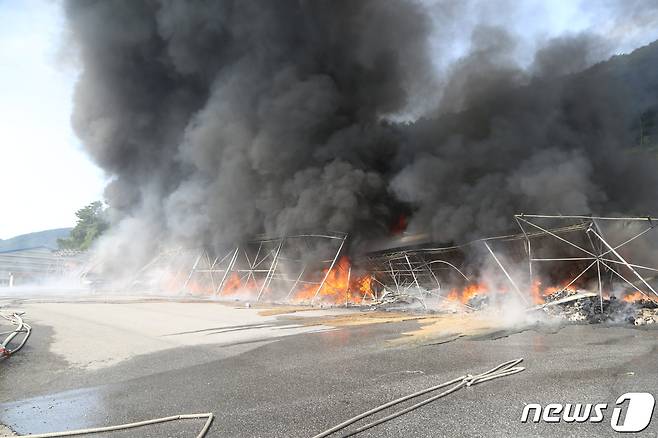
xmin=117 ymin=215 xmax=658 ymax=319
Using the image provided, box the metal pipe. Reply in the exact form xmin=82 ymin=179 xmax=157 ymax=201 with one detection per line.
xmin=483 ymin=241 xmax=528 ymax=304
xmin=588 ymin=228 xmax=658 ymax=297
xmin=180 ymin=253 xmax=202 ymax=292
xmin=515 ymin=214 xmax=658 ymax=221
xmin=531 ymin=257 xmax=596 ymax=262
xmin=515 ymin=216 xmax=533 ymax=290
xmin=215 ymin=247 xmax=239 ymax=295
xmin=599 ymin=260 xmax=650 ymax=299
xmin=599 ymin=258 xmax=658 ymax=273
xmin=405 ymin=254 xmax=421 ymax=290
xmin=312 ymin=235 xmax=347 ymax=302
xmin=598 ymin=225 xmax=655 ymax=259
xmin=257 ymin=238 xmax=285 ymax=301
xmin=285 ymin=265 xmax=306 ymax=300
xmin=597 ymin=260 xmax=603 ymax=313
xmin=552 ymin=259 xmax=598 ymax=295
xmin=516 ymin=216 xmax=595 ymax=257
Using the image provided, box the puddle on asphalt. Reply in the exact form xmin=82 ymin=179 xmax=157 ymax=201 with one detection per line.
xmin=0 ymin=386 xmax=105 ymax=435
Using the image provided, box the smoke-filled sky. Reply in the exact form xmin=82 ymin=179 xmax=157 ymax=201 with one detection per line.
xmin=2 ymin=0 xmax=658 ymax=249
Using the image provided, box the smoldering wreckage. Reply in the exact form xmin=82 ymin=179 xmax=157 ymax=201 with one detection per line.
xmin=4 ymin=0 xmax=658 ymax=436
xmin=96 ymin=213 xmax=658 ymax=325
xmin=10 ymin=214 xmax=658 ymax=327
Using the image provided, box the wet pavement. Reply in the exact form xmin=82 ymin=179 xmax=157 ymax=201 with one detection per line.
xmin=2 ymin=302 xmax=658 ymax=437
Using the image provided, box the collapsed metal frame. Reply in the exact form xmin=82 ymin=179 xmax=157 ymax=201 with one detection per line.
xmin=360 ymin=246 xmax=471 ymax=310
xmin=360 ymin=230 xmax=543 ymax=309
xmin=129 ymin=215 xmax=658 ymax=310
xmin=361 ymin=215 xmax=658 ymax=310
xmin=177 ymin=232 xmax=349 ymax=302
xmin=126 ymin=247 xmax=193 ymax=292
xmin=515 ymin=214 xmax=658 ymax=311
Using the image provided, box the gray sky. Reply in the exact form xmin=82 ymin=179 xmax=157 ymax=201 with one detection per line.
xmin=0 ymin=0 xmax=656 ymax=240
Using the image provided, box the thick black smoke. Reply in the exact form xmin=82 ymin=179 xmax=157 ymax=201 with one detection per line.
xmin=65 ymin=0 xmax=658 ymax=269
xmin=393 ymin=34 xmax=658 ymax=242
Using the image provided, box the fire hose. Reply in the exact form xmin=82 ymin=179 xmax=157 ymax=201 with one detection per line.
xmin=312 ymin=358 xmax=525 ymax=438
xmin=1 ymin=312 xmax=31 ymax=357
xmin=15 ymin=413 xmax=214 ymax=438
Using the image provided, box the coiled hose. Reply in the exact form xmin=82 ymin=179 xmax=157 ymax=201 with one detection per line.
xmin=1 ymin=312 xmax=31 ymax=357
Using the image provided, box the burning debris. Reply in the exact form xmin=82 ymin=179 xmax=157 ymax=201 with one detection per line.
xmin=357 ymin=215 xmax=658 ymax=317
xmin=100 ymin=214 xmax=658 ymax=329
xmin=536 ymin=289 xmax=658 ymax=325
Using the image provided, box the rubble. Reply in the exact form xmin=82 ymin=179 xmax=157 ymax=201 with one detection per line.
xmin=539 ymin=289 xmax=658 ymax=325
xmin=367 ymin=292 xmax=427 ymax=312
xmin=118 ymin=214 xmax=658 ymax=329
xmin=467 ymin=294 xmax=490 ymax=310
xmin=633 ymin=307 xmax=658 ymax=326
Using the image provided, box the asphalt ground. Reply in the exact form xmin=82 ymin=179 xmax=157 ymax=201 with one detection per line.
xmin=2 ymin=301 xmax=658 ymax=437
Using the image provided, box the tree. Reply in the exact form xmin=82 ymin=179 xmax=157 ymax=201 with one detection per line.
xmin=57 ymin=201 xmax=109 ymax=251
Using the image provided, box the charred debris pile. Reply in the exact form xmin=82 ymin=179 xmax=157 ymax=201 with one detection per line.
xmin=112 ymin=214 xmax=658 ymax=326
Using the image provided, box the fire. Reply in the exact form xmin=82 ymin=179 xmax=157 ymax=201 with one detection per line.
xmin=622 ymin=291 xmax=647 ymax=303
xmin=186 ymin=279 xmax=211 ymax=295
xmin=294 ymin=257 xmax=350 ymax=302
xmin=173 ymin=251 xmax=649 ymax=309
xmin=390 ymin=214 xmax=408 ymax=235
xmin=531 ymin=279 xmax=578 ymax=305
xmin=293 ymin=256 xmax=374 ymax=304
xmin=543 ymin=284 xmax=577 ymax=295
xmin=182 ymin=272 xmax=260 ymax=297
xmin=222 ymin=273 xmax=243 ymax=295
xmin=530 ymin=280 xmax=543 ymax=304
xmin=445 ymin=282 xmax=488 ymax=304
xmin=444 ymin=278 xmax=585 ymax=307
xmin=171 ymin=256 xmax=373 ymax=303
xmin=160 ymin=271 xmax=185 ymax=293
xmin=356 ymin=275 xmax=374 ymax=300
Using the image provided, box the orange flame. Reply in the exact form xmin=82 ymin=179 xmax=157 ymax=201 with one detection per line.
xmin=543 ymin=284 xmax=578 ymax=296
xmin=293 ymin=257 xmax=373 ymax=304
xmin=294 ymin=256 xmax=350 ymax=302
xmin=444 ymin=279 xmax=586 ymax=306
xmin=532 ymin=279 xmax=579 ymax=304
xmin=356 ymin=275 xmax=374 ymax=300
xmin=622 ymin=291 xmax=647 ymax=302
xmin=221 ymin=273 xmax=243 ymax=295
xmin=186 ymin=279 xmax=211 ymax=295
xmin=390 ymin=214 xmax=408 ymax=235
xmin=530 ymin=280 xmax=543 ymax=304
xmin=445 ymin=282 xmax=488 ymax=304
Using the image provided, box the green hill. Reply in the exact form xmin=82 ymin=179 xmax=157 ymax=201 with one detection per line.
xmin=0 ymin=228 xmax=72 ymax=252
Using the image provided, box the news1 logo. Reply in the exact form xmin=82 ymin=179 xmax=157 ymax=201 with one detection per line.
xmin=521 ymin=393 xmax=656 ymax=432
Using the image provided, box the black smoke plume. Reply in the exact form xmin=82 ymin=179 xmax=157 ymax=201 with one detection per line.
xmin=64 ymin=0 xmax=658 ymax=271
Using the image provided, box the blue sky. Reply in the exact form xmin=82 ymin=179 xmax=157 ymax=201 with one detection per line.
xmin=0 ymin=0 xmax=656 ymax=240
xmin=0 ymin=0 xmax=105 ymax=239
